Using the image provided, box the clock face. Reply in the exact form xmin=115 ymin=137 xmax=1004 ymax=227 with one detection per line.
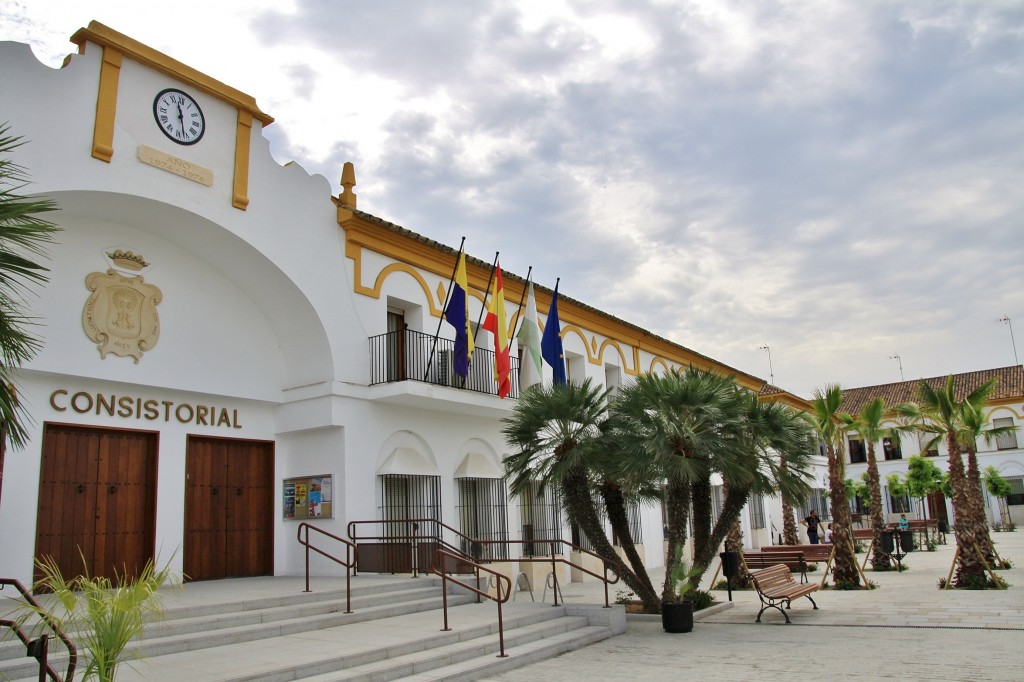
xmin=153 ymin=88 xmax=205 ymax=145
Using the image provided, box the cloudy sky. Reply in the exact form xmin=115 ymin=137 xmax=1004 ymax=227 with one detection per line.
xmin=2 ymin=0 xmax=1022 ymax=398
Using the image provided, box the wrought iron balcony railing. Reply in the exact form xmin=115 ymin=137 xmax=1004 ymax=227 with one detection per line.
xmin=369 ymin=328 xmax=521 ymax=400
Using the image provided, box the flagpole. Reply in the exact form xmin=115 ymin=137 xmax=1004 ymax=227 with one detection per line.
xmin=510 ymin=266 xmax=532 ymax=340
xmin=424 ymin=237 xmax=465 ymax=381
xmin=472 ymin=252 xmax=499 ymax=353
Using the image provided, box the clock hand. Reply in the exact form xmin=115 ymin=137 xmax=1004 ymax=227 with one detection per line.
xmin=177 ymin=104 xmax=185 ymax=132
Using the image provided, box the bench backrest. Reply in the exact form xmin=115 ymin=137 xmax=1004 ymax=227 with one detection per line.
xmin=743 ymin=551 xmax=805 ymax=571
xmin=749 ymin=564 xmax=794 ymax=591
xmin=762 ymin=544 xmax=832 ymax=561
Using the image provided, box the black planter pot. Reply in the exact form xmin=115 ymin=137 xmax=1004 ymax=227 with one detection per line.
xmin=661 ymin=600 xmax=694 ymax=633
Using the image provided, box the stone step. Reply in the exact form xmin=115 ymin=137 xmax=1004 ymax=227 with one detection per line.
xmin=113 ymin=602 xmax=619 ymax=682
xmin=0 ymin=578 xmax=475 ymax=681
xmin=302 ymin=617 xmax=607 ymax=682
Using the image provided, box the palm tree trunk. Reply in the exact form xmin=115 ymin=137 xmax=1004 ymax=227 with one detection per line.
xmin=690 ymin=478 xmax=713 ymax=564
xmin=964 ymin=446 xmax=998 ymax=565
xmin=865 ymin=442 xmax=888 ymax=569
xmin=662 ymin=477 xmax=691 ymax=602
xmin=599 ymin=480 xmax=658 ymax=602
xmin=780 ymin=458 xmax=799 ymax=545
xmin=946 ymin=433 xmax=985 ymax=586
xmin=559 ymin=467 xmax=661 ymax=610
xmin=690 ymin=482 xmax=749 ymax=588
xmin=827 ymin=444 xmax=860 ymax=585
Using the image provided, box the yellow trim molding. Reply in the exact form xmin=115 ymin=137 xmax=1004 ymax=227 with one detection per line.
xmin=91 ymin=45 xmax=121 ymax=162
xmin=232 ymin=111 xmax=253 ymax=210
xmin=338 ymin=209 xmax=801 ymax=405
xmin=71 ymin=21 xmax=273 ymax=210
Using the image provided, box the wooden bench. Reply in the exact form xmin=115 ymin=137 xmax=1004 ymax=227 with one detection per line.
xmin=764 ymin=544 xmax=833 ymax=563
xmin=852 ymin=528 xmax=875 ymax=541
xmin=742 ymin=551 xmax=807 ymax=582
xmin=762 ymin=544 xmax=834 ymax=585
xmin=748 ymin=563 xmax=820 ymax=623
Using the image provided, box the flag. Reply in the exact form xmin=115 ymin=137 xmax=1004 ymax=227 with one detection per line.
xmin=443 ymin=252 xmax=474 ymax=378
xmin=482 ymin=262 xmax=511 ymax=398
xmin=541 ymin=281 xmax=566 ymax=385
xmin=517 ymin=280 xmax=543 ymax=390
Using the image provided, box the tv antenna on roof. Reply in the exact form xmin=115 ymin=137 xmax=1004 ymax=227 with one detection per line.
xmin=758 ymin=345 xmax=774 ymax=385
xmin=998 ymin=316 xmax=1019 ymax=366
xmin=889 ymin=354 xmax=904 ymax=382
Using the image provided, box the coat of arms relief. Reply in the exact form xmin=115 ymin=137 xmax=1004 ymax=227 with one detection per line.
xmin=82 ymin=249 xmax=162 ymax=363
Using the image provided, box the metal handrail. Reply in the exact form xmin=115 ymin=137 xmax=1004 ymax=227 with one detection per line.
xmin=0 ymin=577 xmax=77 ymax=681
xmin=347 ymin=518 xmax=481 ymax=577
xmin=500 ymin=538 xmax=620 ymax=608
xmin=431 ymin=549 xmax=512 ymax=658
xmin=295 ymin=523 xmax=356 ymax=614
xmin=346 ymin=519 xmax=619 ymax=607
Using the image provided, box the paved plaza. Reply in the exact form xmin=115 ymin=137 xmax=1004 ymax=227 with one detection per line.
xmin=485 ymin=529 xmax=1024 ymax=681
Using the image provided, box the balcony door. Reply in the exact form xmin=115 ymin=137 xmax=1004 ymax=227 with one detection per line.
xmin=386 ymin=310 xmax=406 ymax=381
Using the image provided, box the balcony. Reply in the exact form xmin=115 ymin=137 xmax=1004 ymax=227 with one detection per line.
xmin=369 ymin=328 xmax=521 ymax=401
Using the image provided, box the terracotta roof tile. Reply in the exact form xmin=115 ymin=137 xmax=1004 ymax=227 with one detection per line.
xmin=839 ymin=365 xmax=1024 ymax=416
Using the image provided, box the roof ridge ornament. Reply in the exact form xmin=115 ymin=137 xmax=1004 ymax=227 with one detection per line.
xmin=340 ymin=161 xmax=357 ymax=209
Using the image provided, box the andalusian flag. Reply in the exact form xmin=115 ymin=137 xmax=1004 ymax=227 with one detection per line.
xmin=443 ymin=251 xmax=474 ymax=378
xmin=516 ymin=280 xmax=543 ymax=390
xmin=482 ymin=263 xmax=511 ymax=398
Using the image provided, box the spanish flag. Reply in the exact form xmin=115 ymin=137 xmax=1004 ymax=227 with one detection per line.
xmin=482 ymin=262 xmax=511 ymax=398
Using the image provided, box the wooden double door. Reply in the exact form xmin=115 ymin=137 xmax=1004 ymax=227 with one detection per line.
xmin=35 ymin=424 xmax=158 ymax=585
xmin=183 ymin=436 xmax=274 ymax=581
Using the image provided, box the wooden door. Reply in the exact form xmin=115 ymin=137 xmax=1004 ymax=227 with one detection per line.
xmin=926 ymin=490 xmax=949 ymax=524
xmin=35 ymin=424 xmax=157 ymax=585
xmin=184 ymin=436 xmax=274 ymax=581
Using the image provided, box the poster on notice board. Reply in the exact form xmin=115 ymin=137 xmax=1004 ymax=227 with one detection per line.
xmin=283 ymin=474 xmax=333 ymax=519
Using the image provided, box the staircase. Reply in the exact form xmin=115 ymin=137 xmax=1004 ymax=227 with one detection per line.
xmin=0 ymin=575 xmax=624 ymax=681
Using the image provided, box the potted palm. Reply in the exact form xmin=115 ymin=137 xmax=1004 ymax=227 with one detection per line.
xmin=662 ymin=548 xmax=702 ymax=633
xmin=17 ymin=553 xmax=180 ymax=681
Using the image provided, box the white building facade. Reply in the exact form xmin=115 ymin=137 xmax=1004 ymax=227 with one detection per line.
xmin=839 ymin=367 xmax=1024 ymax=527
xmin=0 ymin=22 xmax=811 ymax=588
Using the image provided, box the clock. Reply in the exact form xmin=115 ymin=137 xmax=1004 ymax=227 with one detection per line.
xmin=153 ymin=88 xmax=205 ymax=145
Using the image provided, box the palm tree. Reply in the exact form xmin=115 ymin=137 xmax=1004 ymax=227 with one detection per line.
xmin=958 ymin=401 xmax=1012 ymax=562
xmin=897 ymin=376 xmax=996 ymax=586
xmin=0 ymin=125 xmax=59 ymax=506
xmin=840 ymin=397 xmax=890 ymax=570
xmin=501 ymin=380 xmax=660 ymax=610
xmin=612 ymin=367 xmax=741 ymax=604
xmin=687 ymin=388 xmax=814 ymax=587
xmin=808 ymin=384 xmax=860 ymax=586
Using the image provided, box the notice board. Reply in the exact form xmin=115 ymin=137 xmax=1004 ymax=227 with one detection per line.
xmin=283 ymin=474 xmax=333 ymax=519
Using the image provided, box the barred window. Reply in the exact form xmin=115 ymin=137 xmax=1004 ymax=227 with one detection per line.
xmin=748 ymin=493 xmax=766 ymax=530
xmin=456 ymin=477 xmax=509 ymax=561
xmin=994 ymin=417 xmax=1019 ymax=451
xmin=611 ymin=499 xmax=643 ymax=547
xmin=519 ymin=481 xmax=562 ymax=557
xmin=800 ymin=489 xmax=830 ymax=521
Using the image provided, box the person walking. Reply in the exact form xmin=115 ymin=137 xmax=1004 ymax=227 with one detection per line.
xmin=802 ymin=510 xmax=822 ymax=544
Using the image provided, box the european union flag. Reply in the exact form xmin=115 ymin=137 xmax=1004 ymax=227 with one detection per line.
xmin=541 ymin=281 xmax=566 ymax=385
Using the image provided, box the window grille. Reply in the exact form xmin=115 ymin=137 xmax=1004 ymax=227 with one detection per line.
xmin=379 ymin=474 xmax=442 ymax=540
xmin=748 ymin=493 xmax=766 ymax=530
xmin=456 ymin=477 xmax=509 ymax=561
xmin=994 ymin=417 xmax=1019 ymax=451
xmin=519 ymin=481 xmax=562 ymax=557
